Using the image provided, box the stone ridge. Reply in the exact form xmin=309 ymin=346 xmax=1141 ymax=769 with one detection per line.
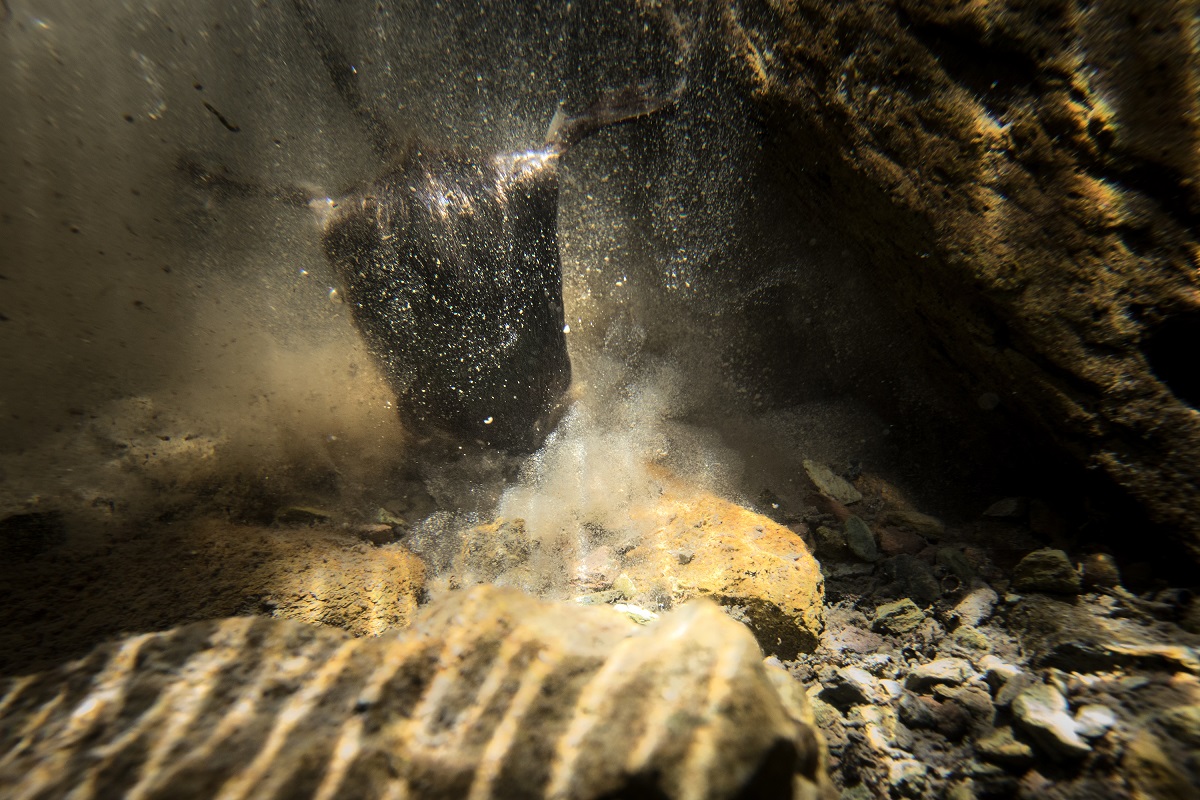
xmin=723 ymin=0 xmax=1200 ymax=558
xmin=0 ymin=586 xmax=831 ymax=800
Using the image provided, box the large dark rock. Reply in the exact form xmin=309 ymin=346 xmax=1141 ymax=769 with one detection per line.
xmin=321 ymin=148 xmax=572 ymax=453
xmin=720 ymin=1 xmax=1200 ymax=557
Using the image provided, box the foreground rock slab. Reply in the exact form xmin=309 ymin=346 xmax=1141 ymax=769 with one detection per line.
xmin=0 ymin=586 xmax=831 ymax=800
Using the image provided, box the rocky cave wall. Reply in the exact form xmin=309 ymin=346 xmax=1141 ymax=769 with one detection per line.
xmin=719 ymin=0 xmax=1200 ymax=559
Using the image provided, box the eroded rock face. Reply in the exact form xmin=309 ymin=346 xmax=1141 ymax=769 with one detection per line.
xmin=0 ymin=520 xmax=427 ymax=675
xmin=0 ymin=586 xmax=831 ymax=800
xmin=721 ymin=0 xmax=1200 ymax=556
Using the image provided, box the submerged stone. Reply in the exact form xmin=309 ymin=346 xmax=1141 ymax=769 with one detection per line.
xmin=0 ymin=586 xmax=831 ymax=800
xmin=1012 ymin=683 xmax=1091 ymax=759
xmin=802 ymin=459 xmax=862 ymax=505
xmin=872 ymin=598 xmax=926 ymax=635
xmin=1012 ymin=548 xmax=1081 ymax=594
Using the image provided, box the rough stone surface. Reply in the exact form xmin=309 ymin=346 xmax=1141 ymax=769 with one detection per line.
xmin=950 ymin=586 xmax=999 ymax=628
xmin=905 ymin=658 xmax=974 ymax=693
xmin=1012 ymin=548 xmax=1081 ymax=594
xmin=844 ymin=516 xmax=879 ymax=562
xmin=976 ymin=726 xmax=1035 ymax=768
xmin=623 ymin=486 xmax=825 ymax=659
xmin=819 ymin=666 xmax=885 ymax=710
xmin=1073 ymin=704 xmax=1117 ymax=739
xmin=802 ymin=459 xmax=862 ymax=505
xmin=1080 ymin=553 xmax=1122 ymax=590
xmin=1012 ymin=683 xmax=1091 ymax=760
xmin=0 ymin=520 xmax=427 ymax=674
xmin=730 ymin=0 xmax=1200 ymax=560
xmin=872 ymin=598 xmax=926 ymax=635
xmin=1157 ymin=704 xmax=1200 ymax=747
xmin=0 ymin=586 xmax=832 ymax=800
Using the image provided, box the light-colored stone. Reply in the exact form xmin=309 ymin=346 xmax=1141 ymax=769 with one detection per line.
xmin=803 ymin=459 xmax=862 ymax=505
xmin=887 ymin=758 xmax=928 ymax=798
xmin=849 ymin=705 xmax=903 ymax=753
xmin=905 ymin=658 xmax=974 ymax=692
xmin=1012 ymin=683 xmax=1091 ymax=759
xmin=951 ymin=586 xmax=999 ymax=628
xmin=1074 ymin=704 xmax=1117 ymax=739
xmin=0 ymin=586 xmax=831 ymax=800
xmin=820 ymin=666 xmax=887 ymax=709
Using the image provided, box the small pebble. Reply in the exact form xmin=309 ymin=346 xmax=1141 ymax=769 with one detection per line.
xmin=1074 ymin=704 xmax=1117 ymax=738
xmin=905 ymin=657 xmax=974 ymax=692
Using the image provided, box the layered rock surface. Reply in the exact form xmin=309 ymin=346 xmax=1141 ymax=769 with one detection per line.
xmin=721 ymin=0 xmax=1200 ymax=556
xmin=0 ymin=586 xmax=831 ymax=800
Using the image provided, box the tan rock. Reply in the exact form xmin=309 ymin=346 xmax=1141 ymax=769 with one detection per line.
xmin=0 ymin=586 xmax=832 ymax=800
xmin=621 ymin=484 xmax=825 ymax=659
xmin=803 ymin=459 xmax=862 ymax=505
xmin=0 ymin=519 xmax=427 ymax=674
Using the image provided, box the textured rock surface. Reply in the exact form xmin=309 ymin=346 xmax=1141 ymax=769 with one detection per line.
xmin=0 ymin=520 xmax=426 ymax=676
xmin=0 ymin=586 xmax=831 ymax=800
xmin=1012 ymin=548 xmax=1082 ymax=594
xmin=724 ymin=0 xmax=1200 ymax=558
xmin=620 ymin=485 xmax=826 ymax=659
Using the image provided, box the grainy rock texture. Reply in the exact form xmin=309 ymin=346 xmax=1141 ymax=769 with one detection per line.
xmin=0 ymin=520 xmax=427 ymax=676
xmin=0 ymin=586 xmax=831 ymax=800
xmin=622 ymin=485 xmax=826 ymax=658
xmin=448 ymin=482 xmax=826 ymax=660
xmin=723 ymin=0 xmax=1200 ymax=557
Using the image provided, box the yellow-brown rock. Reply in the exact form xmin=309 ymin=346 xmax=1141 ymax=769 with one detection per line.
xmin=0 ymin=586 xmax=831 ymax=800
xmin=0 ymin=519 xmax=426 ymax=674
xmin=622 ymin=484 xmax=824 ymax=659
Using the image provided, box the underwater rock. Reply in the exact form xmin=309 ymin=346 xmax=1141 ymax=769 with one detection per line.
xmin=1012 ymin=683 xmax=1091 ymax=760
xmin=319 ymin=147 xmax=572 ymax=453
xmin=976 ymin=726 xmax=1035 ymax=768
xmin=736 ymin=0 xmax=1200 ymax=561
xmin=871 ymin=598 xmax=926 ymax=635
xmin=624 ymin=488 xmax=825 ymax=659
xmin=1012 ymin=548 xmax=1081 ymax=595
xmin=802 ymin=459 xmax=862 ymax=506
xmin=1080 ymin=552 xmax=1122 ymax=590
xmin=880 ymin=554 xmax=941 ymax=605
xmin=904 ymin=657 xmax=974 ymax=693
xmin=0 ymin=586 xmax=831 ymax=800
xmin=844 ymin=516 xmax=879 ymax=562
xmin=0 ymin=520 xmax=427 ymax=675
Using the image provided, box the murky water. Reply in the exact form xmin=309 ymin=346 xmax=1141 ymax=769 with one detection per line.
xmin=2 ymin=0 xmax=1004 ymax=619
